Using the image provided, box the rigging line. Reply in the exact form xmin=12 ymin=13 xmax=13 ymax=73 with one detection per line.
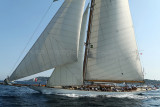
xmin=9 ymin=2 xmax=54 ymax=75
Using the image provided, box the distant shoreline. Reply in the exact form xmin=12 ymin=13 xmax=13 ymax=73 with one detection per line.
xmin=0 ymin=78 xmax=160 ymax=85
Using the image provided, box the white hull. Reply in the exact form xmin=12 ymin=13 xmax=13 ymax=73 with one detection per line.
xmin=29 ymin=86 xmax=145 ymax=97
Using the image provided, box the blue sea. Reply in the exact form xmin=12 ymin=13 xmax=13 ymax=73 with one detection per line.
xmin=0 ymin=81 xmax=160 ymax=107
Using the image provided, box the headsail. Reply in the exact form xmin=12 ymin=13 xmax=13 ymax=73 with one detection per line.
xmin=85 ymin=0 xmax=144 ymax=82
xmin=47 ymin=4 xmax=89 ymax=87
xmin=9 ymin=0 xmax=86 ymax=81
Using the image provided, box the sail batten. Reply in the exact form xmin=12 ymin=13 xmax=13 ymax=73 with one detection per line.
xmin=85 ymin=0 xmax=144 ymax=82
xmin=47 ymin=3 xmax=89 ymax=87
xmin=9 ymin=0 xmax=86 ymax=81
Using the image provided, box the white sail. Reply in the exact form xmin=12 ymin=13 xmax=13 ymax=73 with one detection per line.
xmin=85 ymin=0 xmax=144 ymax=82
xmin=47 ymin=5 xmax=89 ymax=87
xmin=9 ymin=0 xmax=86 ymax=81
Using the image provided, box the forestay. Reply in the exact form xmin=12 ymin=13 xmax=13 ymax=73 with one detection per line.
xmin=9 ymin=0 xmax=85 ymax=81
xmin=85 ymin=0 xmax=144 ymax=82
xmin=47 ymin=5 xmax=89 ymax=87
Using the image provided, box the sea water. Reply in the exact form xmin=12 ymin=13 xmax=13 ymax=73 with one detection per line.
xmin=0 ymin=82 xmax=160 ymax=107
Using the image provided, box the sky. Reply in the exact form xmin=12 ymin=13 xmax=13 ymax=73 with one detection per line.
xmin=0 ymin=0 xmax=160 ymax=80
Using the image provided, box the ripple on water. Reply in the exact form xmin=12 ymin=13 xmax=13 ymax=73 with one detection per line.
xmin=1 ymin=85 xmax=160 ymax=107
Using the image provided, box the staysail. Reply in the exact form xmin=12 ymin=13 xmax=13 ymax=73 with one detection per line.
xmin=47 ymin=5 xmax=89 ymax=87
xmin=9 ymin=0 xmax=86 ymax=81
xmin=85 ymin=0 xmax=144 ymax=82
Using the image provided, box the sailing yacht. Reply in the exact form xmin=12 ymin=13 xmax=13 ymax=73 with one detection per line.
xmin=5 ymin=0 xmax=145 ymax=96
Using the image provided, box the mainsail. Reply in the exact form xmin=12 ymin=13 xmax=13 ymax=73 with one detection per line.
xmin=9 ymin=0 xmax=86 ymax=81
xmin=47 ymin=5 xmax=89 ymax=87
xmin=85 ymin=0 xmax=144 ymax=82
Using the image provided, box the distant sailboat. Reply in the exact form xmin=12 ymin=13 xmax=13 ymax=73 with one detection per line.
xmin=5 ymin=0 xmax=145 ymax=96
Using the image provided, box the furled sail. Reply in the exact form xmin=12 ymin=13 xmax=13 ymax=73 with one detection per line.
xmin=9 ymin=0 xmax=86 ymax=81
xmin=47 ymin=5 xmax=89 ymax=87
xmin=85 ymin=0 xmax=144 ymax=82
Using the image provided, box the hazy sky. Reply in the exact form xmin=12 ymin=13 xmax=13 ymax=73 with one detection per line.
xmin=0 ymin=0 xmax=160 ymax=80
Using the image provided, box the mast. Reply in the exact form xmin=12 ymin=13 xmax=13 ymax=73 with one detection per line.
xmin=83 ymin=0 xmax=95 ymax=83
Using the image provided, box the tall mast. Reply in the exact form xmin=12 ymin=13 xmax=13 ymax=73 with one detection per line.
xmin=83 ymin=0 xmax=95 ymax=83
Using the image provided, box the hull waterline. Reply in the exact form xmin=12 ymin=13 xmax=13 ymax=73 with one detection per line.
xmin=28 ymin=86 xmax=145 ymax=97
